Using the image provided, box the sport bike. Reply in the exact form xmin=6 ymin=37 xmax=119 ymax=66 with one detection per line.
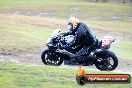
xmin=41 ymin=29 xmax=118 ymax=71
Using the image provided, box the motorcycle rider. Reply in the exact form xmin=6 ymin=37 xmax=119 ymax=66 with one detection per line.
xmin=62 ymin=17 xmax=96 ymax=61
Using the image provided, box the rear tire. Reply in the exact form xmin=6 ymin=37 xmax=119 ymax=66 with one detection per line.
xmin=95 ymin=50 xmax=118 ymax=71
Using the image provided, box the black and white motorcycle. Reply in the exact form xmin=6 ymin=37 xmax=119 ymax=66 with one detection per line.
xmin=41 ymin=29 xmax=118 ymax=71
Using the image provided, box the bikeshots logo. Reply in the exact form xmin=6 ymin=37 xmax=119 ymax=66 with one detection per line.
xmin=76 ymin=66 xmax=131 ymax=85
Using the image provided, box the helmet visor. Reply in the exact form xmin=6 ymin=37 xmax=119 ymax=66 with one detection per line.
xmin=68 ymin=22 xmax=73 ymax=29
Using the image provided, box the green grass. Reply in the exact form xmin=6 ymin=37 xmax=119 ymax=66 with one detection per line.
xmin=0 ymin=61 xmax=131 ymax=88
xmin=87 ymin=20 xmax=132 ymax=33
xmin=110 ymin=42 xmax=132 ymax=60
xmin=0 ymin=21 xmax=53 ymax=55
xmin=0 ymin=0 xmax=132 ymax=21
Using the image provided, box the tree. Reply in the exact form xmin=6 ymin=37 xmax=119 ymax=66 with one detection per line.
xmin=122 ymin=0 xmax=126 ymax=3
xmin=102 ymin=0 xmax=107 ymax=2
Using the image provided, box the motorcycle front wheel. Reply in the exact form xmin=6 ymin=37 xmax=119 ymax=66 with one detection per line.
xmin=41 ymin=50 xmax=63 ymax=66
xmin=95 ymin=50 xmax=118 ymax=71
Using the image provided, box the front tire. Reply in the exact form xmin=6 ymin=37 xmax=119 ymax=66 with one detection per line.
xmin=41 ymin=50 xmax=63 ymax=66
xmin=95 ymin=50 xmax=118 ymax=71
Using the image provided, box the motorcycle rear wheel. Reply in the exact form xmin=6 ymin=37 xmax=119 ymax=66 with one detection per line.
xmin=95 ymin=50 xmax=118 ymax=71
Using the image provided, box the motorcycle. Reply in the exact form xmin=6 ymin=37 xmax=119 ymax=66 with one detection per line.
xmin=41 ymin=29 xmax=118 ymax=71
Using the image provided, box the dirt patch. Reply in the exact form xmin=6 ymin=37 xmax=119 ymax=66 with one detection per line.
xmin=0 ymin=54 xmax=43 ymax=66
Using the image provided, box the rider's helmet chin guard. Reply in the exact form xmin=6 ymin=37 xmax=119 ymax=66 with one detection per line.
xmin=68 ymin=17 xmax=80 ymax=30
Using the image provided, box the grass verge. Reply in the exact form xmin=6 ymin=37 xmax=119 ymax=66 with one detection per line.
xmin=0 ymin=61 xmax=131 ymax=88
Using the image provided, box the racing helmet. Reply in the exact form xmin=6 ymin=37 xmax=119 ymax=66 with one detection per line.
xmin=68 ymin=17 xmax=80 ymax=29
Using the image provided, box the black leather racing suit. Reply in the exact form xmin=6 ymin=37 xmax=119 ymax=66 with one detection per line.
xmin=63 ymin=22 xmax=96 ymax=58
xmin=64 ymin=22 xmax=96 ymax=46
